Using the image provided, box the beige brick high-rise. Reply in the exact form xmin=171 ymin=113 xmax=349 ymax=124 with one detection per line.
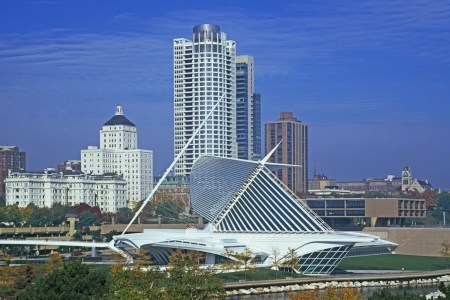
xmin=265 ymin=112 xmax=308 ymax=195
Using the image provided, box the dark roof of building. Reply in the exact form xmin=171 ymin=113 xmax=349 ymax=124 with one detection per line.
xmin=417 ymin=180 xmax=433 ymax=188
xmin=62 ymin=169 xmax=85 ymax=176
xmin=72 ymin=203 xmax=102 ymax=218
xmin=103 ymin=114 xmax=135 ymax=127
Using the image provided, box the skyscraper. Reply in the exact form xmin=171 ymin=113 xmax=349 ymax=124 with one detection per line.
xmin=265 ymin=112 xmax=308 ymax=195
xmin=0 ymin=146 xmax=26 ymax=197
xmin=81 ymin=105 xmax=153 ymax=208
xmin=235 ymin=55 xmax=262 ymax=161
xmin=252 ymin=93 xmax=262 ymax=160
xmin=236 ymin=55 xmax=254 ymax=160
xmin=173 ymin=24 xmax=237 ymax=176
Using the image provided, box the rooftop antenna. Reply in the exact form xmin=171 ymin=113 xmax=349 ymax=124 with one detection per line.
xmin=122 ymin=94 xmax=225 ymax=235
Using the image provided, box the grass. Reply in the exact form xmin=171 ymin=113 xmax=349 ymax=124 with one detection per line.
xmin=337 ymin=254 xmax=448 ymax=271
xmin=214 ymin=254 xmax=448 ymax=283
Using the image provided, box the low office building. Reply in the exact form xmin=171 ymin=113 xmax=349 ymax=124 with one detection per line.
xmin=5 ymin=169 xmax=127 ymax=213
xmin=308 ymin=174 xmax=337 ymax=191
xmin=337 ymin=176 xmax=402 ymax=194
xmin=306 ymin=197 xmax=426 ymax=227
xmin=335 ymin=166 xmax=433 ymax=195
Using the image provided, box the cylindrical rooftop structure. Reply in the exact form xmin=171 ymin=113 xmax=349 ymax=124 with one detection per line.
xmin=193 ymin=24 xmax=221 ymax=42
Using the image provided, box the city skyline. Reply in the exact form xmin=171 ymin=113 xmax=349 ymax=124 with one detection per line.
xmin=1 ymin=1 xmax=449 ymax=189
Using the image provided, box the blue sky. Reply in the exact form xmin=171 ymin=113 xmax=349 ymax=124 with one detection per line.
xmin=1 ymin=0 xmax=449 ymax=189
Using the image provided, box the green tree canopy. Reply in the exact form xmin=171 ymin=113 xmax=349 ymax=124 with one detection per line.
xmin=77 ymin=211 xmax=100 ymax=227
xmin=165 ymin=249 xmax=225 ymax=300
xmin=108 ymin=268 xmax=167 ymax=300
xmin=18 ymin=260 xmax=109 ymax=300
xmin=115 ymin=207 xmax=132 ymax=224
xmin=438 ymin=192 xmax=450 ymax=211
xmin=0 ymin=205 xmax=23 ymax=226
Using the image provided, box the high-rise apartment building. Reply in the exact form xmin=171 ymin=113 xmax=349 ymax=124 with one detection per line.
xmin=0 ymin=146 xmax=26 ymax=197
xmin=265 ymin=112 xmax=308 ymax=195
xmin=236 ymin=55 xmax=254 ymax=160
xmin=235 ymin=55 xmax=261 ymax=160
xmin=173 ymin=24 xmax=237 ymax=176
xmin=81 ymin=105 xmax=153 ymax=208
xmin=252 ymin=93 xmax=262 ymax=160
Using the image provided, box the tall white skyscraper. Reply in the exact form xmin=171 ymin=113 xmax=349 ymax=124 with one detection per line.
xmin=81 ymin=105 xmax=153 ymax=208
xmin=173 ymin=24 xmax=237 ymax=176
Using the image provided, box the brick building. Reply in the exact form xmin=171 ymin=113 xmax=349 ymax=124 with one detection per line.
xmin=0 ymin=146 xmax=26 ymax=197
xmin=265 ymin=112 xmax=308 ymax=195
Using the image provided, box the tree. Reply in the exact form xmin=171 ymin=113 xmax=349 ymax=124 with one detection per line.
xmin=438 ymin=192 xmax=450 ymax=211
xmin=108 ymin=268 xmax=167 ymax=300
xmin=290 ymin=283 xmax=361 ymax=300
xmin=26 ymin=206 xmax=51 ymax=226
xmin=115 ymin=207 xmax=132 ymax=224
xmin=289 ymin=288 xmax=320 ymax=300
xmin=0 ymin=266 xmax=19 ymax=290
xmin=49 ymin=204 xmax=72 ymax=226
xmin=134 ymin=248 xmax=152 ymax=270
xmin=1 ymin=205 xmax=23 ymax=226
xmin=110 ymin=252 xmax=128 ymax=274
xmin=423 ymin=190 xmax=438 ymax=207
xmin=363 ymin=192 xmax=390 ymax=199
xmin=72 ymin=230 xmax=83 ymax=241
xmin=20 ymin=204 xmax=36 ymax=223
xmin=166 ymin=249 xmax=225 ymax=300
xmin=232 ymin=247 xmax=255 ymax=281
xmin=437 ymin=282 xmax=450 ymax=299
xmin=271 ymin=247 xmax=282 ymax=279
xmin=44 ymin=252 xmax=64 ymax=273
xmin=282 ymin=247 xmax=300 ymax=273
xmin=13 ymin=264 xmax=35 ymax=297
xmin=78 ymin=211 xmax=100 ymax=227
xmin=103 ymin=229 xmax=118 ymax=242
xmin=24 ymin=204 xmax=72 ymax=227
xmin=90 ymin=229 xmax=102 ymax=242
xmin=220 ymin=248 xmax=241 ymax=275
xmin=18 ymin=259 xmax=109 ymax=300
xmin=440 ymin=240 xmax=450 ymax=268
xmin=368 ymin=289 xmax=425 ymax=300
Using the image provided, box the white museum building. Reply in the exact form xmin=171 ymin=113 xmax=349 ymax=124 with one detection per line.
xmin=114 ymin=155 xmax=397 ymax=275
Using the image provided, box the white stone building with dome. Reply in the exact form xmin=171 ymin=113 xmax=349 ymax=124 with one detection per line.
xmin=81 ymin=105 xmax=153 ymax=208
